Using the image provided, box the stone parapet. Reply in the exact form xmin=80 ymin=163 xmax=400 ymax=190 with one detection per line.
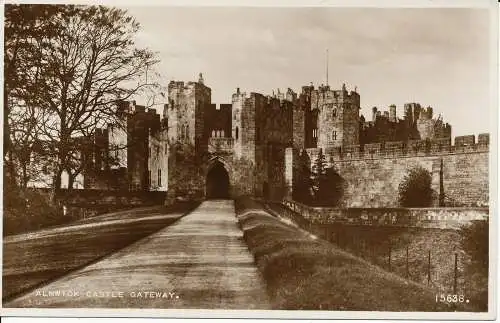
xmin=208 ymin=137 xmax=234 ymax=154
xmin=282 ymin=199 xmax=488 ymax=230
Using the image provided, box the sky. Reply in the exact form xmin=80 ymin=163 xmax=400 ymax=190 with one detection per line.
xmin=123 ymin=6 xmax=493 ymax=138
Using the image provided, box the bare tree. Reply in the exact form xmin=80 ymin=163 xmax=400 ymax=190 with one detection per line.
xmin=9 ymin=102 xmax=45 ymax=188
xmin=27 ymin=5 xmax=161 ymax=196
xmin=4 ymin=5 xmax=67 ymax=189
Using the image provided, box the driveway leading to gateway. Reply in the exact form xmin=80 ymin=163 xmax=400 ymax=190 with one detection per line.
xmin=4 ymin=200 xmax=271 ymax=309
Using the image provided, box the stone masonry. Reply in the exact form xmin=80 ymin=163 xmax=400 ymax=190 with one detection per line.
xmin=79 ymin=74 xmax=488 ymax=208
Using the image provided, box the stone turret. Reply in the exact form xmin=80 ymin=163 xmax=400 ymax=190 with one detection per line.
xmin=389 ymin=104 xmax=396 ymax=122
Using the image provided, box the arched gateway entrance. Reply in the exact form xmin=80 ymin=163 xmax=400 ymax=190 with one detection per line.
xmin=206 ymin=161 xmax=230 ymax=199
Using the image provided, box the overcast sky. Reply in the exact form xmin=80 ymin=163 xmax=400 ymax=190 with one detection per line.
xmin=123 ymin=6 xmax=492 ymax=138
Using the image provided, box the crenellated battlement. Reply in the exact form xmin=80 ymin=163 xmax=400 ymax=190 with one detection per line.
xmin=168 ymin=79 xmax=209 ymax=93
xmin=418 ymin=106 xmax=434 ymax=120
xmin=167 ymin=80 xmax=185 ymax=91
xmin=303 ymin=133 xmax=489 ymax=162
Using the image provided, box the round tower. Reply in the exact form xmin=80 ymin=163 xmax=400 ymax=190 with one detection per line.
xmin=315 ymin=84 xmax=360 ymax=149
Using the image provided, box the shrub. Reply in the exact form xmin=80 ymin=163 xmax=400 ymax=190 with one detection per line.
xmin=315 ymin=166 xmax=345 ymax=207
xmin=460 ymin=220 xmax=488 ymax=272
xmin=3 ymin=189 xmax=64 ymax=236
xmin=308 ymin=150 xmax=345 ymax=207
xmin=398 ymin=166 xmax=433 ymax=207
xmin=460 ymin=220 xmax=489 ymax=311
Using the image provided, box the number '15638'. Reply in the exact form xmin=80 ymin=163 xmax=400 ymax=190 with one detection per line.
xmin=435 ymin=294 xmax=468 ymax=303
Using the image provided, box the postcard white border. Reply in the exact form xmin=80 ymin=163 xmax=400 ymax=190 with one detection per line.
xmin=0 ymin=0 xmax=498 ymax=320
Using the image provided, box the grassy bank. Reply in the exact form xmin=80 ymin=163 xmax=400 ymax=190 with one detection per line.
xmin=266 ymin=201 xmax=488 ymax=311
xmin=235 ymin=197 xmax=457 ymax=311
xmin=2 ymin=201 xmax=198 ymax=301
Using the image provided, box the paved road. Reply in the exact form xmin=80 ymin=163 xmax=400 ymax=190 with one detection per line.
xmin=5 ymin=200 xmax=271 ymax=309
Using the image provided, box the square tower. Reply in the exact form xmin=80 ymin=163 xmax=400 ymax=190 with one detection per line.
xmin=167 ymin=74 xmax=211 ymax=155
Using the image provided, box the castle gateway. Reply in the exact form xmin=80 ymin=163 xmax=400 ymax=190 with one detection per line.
xmin=80 ymin=74 xmax=488 ymax=207
xmin=205 ymin=158 xmax=230 ymax=199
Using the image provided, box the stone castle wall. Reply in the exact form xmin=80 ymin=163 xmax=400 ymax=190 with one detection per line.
xmin=286 ymin=135 xmax=489 ymax=207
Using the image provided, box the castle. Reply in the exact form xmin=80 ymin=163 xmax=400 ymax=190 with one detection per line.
xmin=78 ymin=73 xmax=488 ymax=207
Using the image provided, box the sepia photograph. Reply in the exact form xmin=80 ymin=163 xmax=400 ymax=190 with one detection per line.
xmin=1 ymin=0 xmax=497 ymax=320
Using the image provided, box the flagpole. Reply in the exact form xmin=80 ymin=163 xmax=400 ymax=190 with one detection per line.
xmin=326 ymin=48 xmax=329 ymax=86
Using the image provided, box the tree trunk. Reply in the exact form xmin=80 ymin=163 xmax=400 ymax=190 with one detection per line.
xmin=21 ymin=162 xmax=28 ymax=189
xmin=51 ymin=167 xmax=63 ymax=204
xmin=5 ymin=149 xmax=17 ymax=189
xmin=68 ymin=172 xmax=75 ymax=189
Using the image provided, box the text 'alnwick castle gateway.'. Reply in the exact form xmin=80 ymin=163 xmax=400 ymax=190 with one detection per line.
xmin=71 ymin=73 xmax=488 ymax=207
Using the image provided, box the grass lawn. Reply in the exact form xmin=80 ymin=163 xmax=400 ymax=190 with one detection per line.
xmin=235 ymin=197 xmax=460 ymax=311
xmin=2 ymin=202 xmax=198 ymax=302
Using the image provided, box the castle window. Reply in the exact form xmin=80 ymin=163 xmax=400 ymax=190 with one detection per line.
xmin=222 ymin=130 xmax=225 ymax=137
xmin=186 ymin=125 xmax=189 ymax=138
xmin=165 ymin=144 xmax=168 ymax=154
xmin=158 ymin=169 xmax=161 ymax=186
xmin=332 ymin=109 xmax=337 ymax=118
xmin=332 ymin=131 xmax=337 ymax=141
xmin=236 ymin=127 xmax=239 ymax=140
xmin=212 ymin=130 xmax=216 ymax=137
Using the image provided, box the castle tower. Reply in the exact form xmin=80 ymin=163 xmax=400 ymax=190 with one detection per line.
xmin=167 ymin=74 xmax=211 ymax=154
xmin=165 ymin=75 xmax=212 ymax=201
xmin=231 ymin=87 xmax=247 ymax=158
xmin=417 ymin=106 xmax=435 ymax=140
xmin=389 ymin=104 xmax=397 ymax=122
xmin=404 ymin=103 xmax=414 ymax=125
xmin=313 ymin=83 xmax=360 ymax=149
xmin=148 ymin=110 xmax=169 ymax=192
xmin=372 ymin=107 xmax=378 ymax=122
